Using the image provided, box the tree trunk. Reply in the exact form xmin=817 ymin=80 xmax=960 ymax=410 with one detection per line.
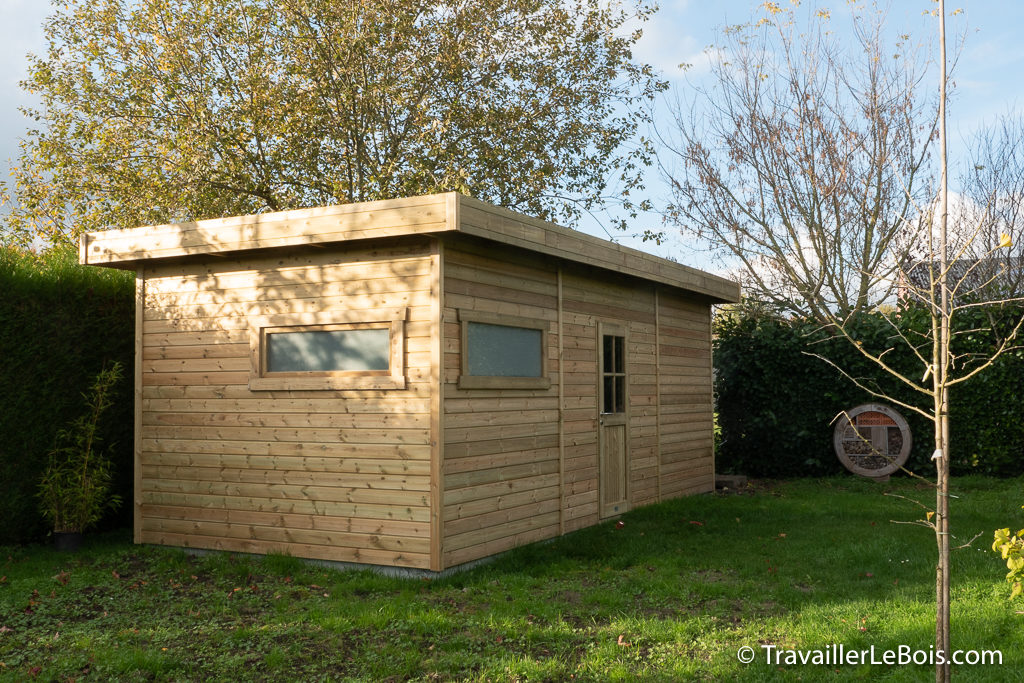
xmin=936 ymin=1 xmax=951 ymax=681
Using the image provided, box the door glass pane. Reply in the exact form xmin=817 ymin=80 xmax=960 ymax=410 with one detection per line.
xmin=603 ymin=376 xmax=615 ymax=413
xmin=467 ymin=322 xmax=543 ymax=377
xmin=267 ymin=327 xmax=389 ymax=372
xmin=601 ymin=333 xmax=626 ymax=414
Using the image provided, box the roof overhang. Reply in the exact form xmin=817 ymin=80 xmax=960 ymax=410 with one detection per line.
xmin=81 ymin=192 xmax=740 ymax=303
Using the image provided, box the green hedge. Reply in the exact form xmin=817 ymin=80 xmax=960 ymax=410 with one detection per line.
xmin=0 ymin=245 xmax=134 ymax=544
xmin=714 ymin=306 xmax=1024 ymax=478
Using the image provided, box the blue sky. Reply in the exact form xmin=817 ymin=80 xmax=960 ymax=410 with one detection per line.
xmin=1 ymin=1 xmax=1022 ymax=268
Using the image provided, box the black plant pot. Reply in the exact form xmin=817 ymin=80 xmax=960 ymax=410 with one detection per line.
xmin=53 ymin=532 xmax=83 ymax=552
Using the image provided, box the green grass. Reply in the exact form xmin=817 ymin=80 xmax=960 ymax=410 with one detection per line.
xmin=0 ymin=477 xmax=1021 ymax=681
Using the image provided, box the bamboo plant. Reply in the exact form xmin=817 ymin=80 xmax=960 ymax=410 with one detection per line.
xmin=37 ymin=362 xmax=124 ymax=535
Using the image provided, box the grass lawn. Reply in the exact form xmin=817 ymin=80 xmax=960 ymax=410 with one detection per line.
xmin=1 ymin=476 xmax=1021 ymax=681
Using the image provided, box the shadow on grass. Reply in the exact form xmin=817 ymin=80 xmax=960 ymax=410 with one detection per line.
xmin=1 ymin=476 xmax=1021 ymax=681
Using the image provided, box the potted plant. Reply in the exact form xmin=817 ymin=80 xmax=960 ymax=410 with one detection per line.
xmin=37 ymin=362 xmax=124 ymax=550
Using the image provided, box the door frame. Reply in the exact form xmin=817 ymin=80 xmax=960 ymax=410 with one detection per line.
xmin=597 ymin=320 xmax=629 ymax=518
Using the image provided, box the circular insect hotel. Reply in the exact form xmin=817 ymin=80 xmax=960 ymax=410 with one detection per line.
xmin=833 ymin=404 xmax=912 ymax=482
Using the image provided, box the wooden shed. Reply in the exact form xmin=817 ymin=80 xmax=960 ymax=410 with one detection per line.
xmin=81 ymin=193 xmax=740 ymax=572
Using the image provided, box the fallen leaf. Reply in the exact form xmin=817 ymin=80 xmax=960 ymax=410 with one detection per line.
xmin=53 ymin=572 xmax=69 ymax=586
xmin=617 ymin=635 xmax=631 ymax=647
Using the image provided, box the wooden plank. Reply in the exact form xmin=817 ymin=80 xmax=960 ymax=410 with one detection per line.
xmin=557 ymin=266 xmax=566 ymax=535
xmin=655 ymin=287 xmax=663 ymax=502
xmin=143 ymin=411 xmax=430 ymax=430
xmin=445 ymin=510 xmax=560 ymax=552
xmin=444 ymin=497 xmax=560 ymax=537
xmin=443 ymin=447 xmax=559 ymax=475
xmin=444 ymin=459 xmax=559 ymax=490
xmin=145 ymin=291 xmax=431 ymax=322
xmin=444 ymin=434 xmax=560 ymax=459
xmin=443 ymin=473 xmax=560 ymax=506
xmin=142 ymin=397 xmax=432 ymax=414
xmin=142 ymin=452 xmax=432 ymax=476
xmin=144 ymin=425 xmax=432 ymax=445
xmin=144 ymin=242 xmax=432 ymax=285
xmin=139 ymin=530 xmax=430 ymax=569
xmin=143 ymin=343 xmax=249 ymax=360
xmin=85 ymin=195 xmax=449 ymax=266
xmin=142 ymin=517 xmax=430 ymax=554
xmin=430 ymin=238 xmax=444 ymax=571
xmin=134 ymin=269 xmax=145 ymax=543
xmin=142 ymin=438 xmax=431 ymax=460
xmin=445 ymin=422 xmax=558 ymax=445
xmin=443 ymin=523 xmax=558 ymax=567
xmin=443 ymin=484 xmax=560 ymax=522
xmin=146 ymin=259 xmax=432 ymax=298
xmin=140 ymin=464 xmax=431 ymax=492
xmin=444 ymin=409 xmax=558 ymax=430
xmin=142 ymin=490 xmax=430 ymax=521
xmin=142 ymin=477 xmax=431 ymax=508
xmin=143 ymin=504 xmax=429 ymax=537
xmin=144 ymin=304 xmax=433 ymax=332
xmin=456 ymin=196 xmax=739 ymax=302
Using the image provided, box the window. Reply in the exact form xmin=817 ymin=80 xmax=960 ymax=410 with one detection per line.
xmin=457 ymin=309 xmax=550 ymax=390
xmin=601 ymin=333 xmax=626 ymax=413
xmin=249 ymin=308 xmax=406 ymax=391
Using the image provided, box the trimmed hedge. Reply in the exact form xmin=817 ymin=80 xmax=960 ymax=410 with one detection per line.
xmin=714 ymin=306 xmax=1024 ymax=478
xmin=0 ymin=245 xmax=134 ymax=544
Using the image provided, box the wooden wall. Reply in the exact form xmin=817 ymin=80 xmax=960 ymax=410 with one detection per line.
xmin=440 ymin=245 xmax=562 ymax=567
xmin=657 ymin=291 xmax=715 ymax=497
xmin=138 ymin=239 xmax=436 ymax=569
xmin=135 ymin=230 xmax=714 ymax=572
xmin=440 ymin=239 xmax=716 ymax=568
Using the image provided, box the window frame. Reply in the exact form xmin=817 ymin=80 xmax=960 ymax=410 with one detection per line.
xmin=249 ymin=307 xmax=406 ymax=391
xmin=457 ymin=309 xmax=551 ymax=390
xmin=600 ymin=331 xmax=627 ymax=415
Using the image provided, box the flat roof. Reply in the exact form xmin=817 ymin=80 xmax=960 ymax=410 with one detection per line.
xmin=81 ymin=192 xmax=739 ymax=303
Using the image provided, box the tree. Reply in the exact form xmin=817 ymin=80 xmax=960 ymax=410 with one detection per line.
xmin=662 ymin=3 xmax=1022 ymax=681
xmin=952 ymin=112 xmax=1024 ymax=298
xmin=3 ymin=0 xmax=665 ymax=245
xmin=660 ymin=3 xmax=936 ymax=322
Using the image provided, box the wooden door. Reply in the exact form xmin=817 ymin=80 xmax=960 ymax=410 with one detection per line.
xmin=598 ymin=322 xmax=628 ymax=518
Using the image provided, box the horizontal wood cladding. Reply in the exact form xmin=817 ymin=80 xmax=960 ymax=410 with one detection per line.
xmin=657 ymin=292 xmax=714 ymax=499
xmin=83 ymin=192 xmax=731 ymax=571
xmin=439 ymin=249 xmax=718 ymax=568
xmin=441 ymin=245 xmax=561 ymax=567
xmin=456 ymin=196 xmax=739 ymax=302
xmin=140 ymin=241 xmax=436 ymax=569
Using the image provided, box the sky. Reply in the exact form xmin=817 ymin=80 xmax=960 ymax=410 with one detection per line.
xmin=1 ymin=0 xmax=1023 ymax=271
